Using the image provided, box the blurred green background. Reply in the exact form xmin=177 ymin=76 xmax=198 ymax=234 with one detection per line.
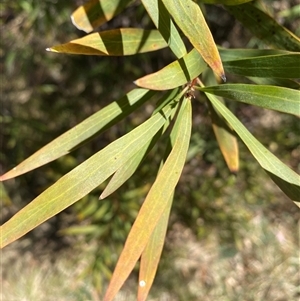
xmin=1 ymin=1 xmax=299 ymax=300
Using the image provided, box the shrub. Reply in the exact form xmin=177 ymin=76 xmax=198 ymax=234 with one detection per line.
xmin=1 ymin=0 xmax=299 ymax=300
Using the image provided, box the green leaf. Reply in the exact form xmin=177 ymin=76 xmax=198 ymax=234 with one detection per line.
xmin=225 ymin=3 xmax=300 ymax=51
xmin=223 ymin=54 xmax=300 ymax=78
xmin=47 ymin=29 xmax=168 ymax=56
xmin=205 ymin=93 xmax=300 ymax=204
xmin=161 ymin=0 xmax=225 ymax=80
xmin=219 ymin=48 xmax=291 ymax=61
xmin=0 ymin=100 xmax=178 ymax=248
xmin=100 ymin=88 xmax=182 ymax=199
xmin=141 ymin=0 xmax=187 ymax=58
xmin=103 ymin=97 xmax=192 ymax=301
xmin=71 ymin=0 xmax=133 ymax=33
xmin=135 ymin=48 xmax=208 ymax=90
xmin=0 ymin=89 xmax=156 ymax=181
xmin=59 ymin=225 xmax=102 ymax=236
xmin=249 ymin=77 xmax=300 ymax=90
xmin=200 ymin=84 xmax=300 ymax=116
xmin=207 ymin=100 xmax=239 ymax=172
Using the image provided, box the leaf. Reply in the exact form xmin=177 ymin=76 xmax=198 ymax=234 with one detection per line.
xmin=205 ymin=93 xmax=300 ymax=204
xmin=141 ymin=0 xmax=187 ymax=58
xmin=200 ymin=84 xmax=300 ymax=116
xmin=71 ymin=0 xmax=133 ymax=33
xmin=219 ymin=48 xmax=291 ymax=62
xmin=161 ymin=0 xmax=225 ymax=80
xmin=249 ymin=77 xmax=300 ymax=90
xmin=100 ymin=88 xmax=182 ymax=198
xmin=225 ymin=3 xmax=300 ymax=51
xmin=137 ymin=94 xmax=187 ymax=300
xmin=103 ymin=97 xmax=192 ymax=301
xmin=135 ymin=48 xmax=208 ymax=90
xmin=0 ymin=100 xmax=178 ymax=248
xmin=207 ymin=101 xmax=239 ymax=172
xmin=0 ymin=89 xmax=156 ymax=181
xmin=47 ymin=29 xmax=168 ymax=56
xmin=59 ymin=225 xmax=102 ymax=236
xmin=137 ymin=193 xmax=173 ymax=301
xmin=223 ymin=54 xmax=300 ymax=78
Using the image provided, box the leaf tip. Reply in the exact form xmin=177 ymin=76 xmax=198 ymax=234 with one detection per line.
xmin=46 ymin=47 xmax=58 ymax=53
xmin=0 ymin=175 xmax=10 ymax=181
xmin=0 ymin=167 xmax=17 ymax=181
xmin=230 ymin=169 xmax=238 ymax=175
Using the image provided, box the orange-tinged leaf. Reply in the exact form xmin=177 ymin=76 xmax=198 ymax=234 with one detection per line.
xmin=47 ymin=29 xmax=168 ymax=56
xmin=137 ymin=102 xmax=182 ymax=300
xmin=103 ymin=98 xmax=192 ymax=301
xmin=137 ymin=193 xmax=173 ymax=301
xmin=71 ymin=0 xmax=132 ymax=33
xmin=161 ymin=0 xmax=225 ymax=80
xmin=207 ymin=100 xmax=239 ymax=172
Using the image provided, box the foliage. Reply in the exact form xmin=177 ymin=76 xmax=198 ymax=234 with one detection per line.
xmin=1 ymin=0 xmax=300 ymax=300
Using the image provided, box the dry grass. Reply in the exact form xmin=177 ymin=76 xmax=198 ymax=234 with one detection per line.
xmin=1 ymin=211 xmax=298 ymax=301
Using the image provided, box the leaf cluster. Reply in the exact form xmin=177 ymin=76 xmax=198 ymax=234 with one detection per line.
xmin=1 ymin=0 xmax=299 ymax=300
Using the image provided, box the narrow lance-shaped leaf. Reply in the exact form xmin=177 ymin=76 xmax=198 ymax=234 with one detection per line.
xmin=135 ymin=48 xmax=208 ymax=90
xmin=0 ymin=89 xmax=156 ymax=181
xmin=0 ymin=101 xmax=178 ymax=249
xmin=226 ymin=3 xmax=300 ymax=51
xmin=201 ymin=72 xmax=239 ymax=172
xmin=205 ymin=93 xmax=300 ymax=204
xmin=103 ymin=97 xmax=192 ymax=301
xmin=137 ymin=91 xmax=190 ymax=300
xmin=219 ymin=48 xmax=292 ymax=62
xmin=223 ymin=54 xmax=300 ymax=79
xmin=207 ymin=100 xmax=239 ymax=172
xmin=71 ymin=0 xmax=133 ymax=33
xmin=161 ymin=0 xmax=225 ymax=80
xmin=47 ymin=29 xmax=168 ymax=56
xmin=218 ymin=49 xmax=300 ymax=88
xmin=141 ymin=0 xmax=187 ymax=58
xmin=100 ymin=88 xmax=183 ymax=199
xmin=200 ymin=84 xmax=300 ymax=116
xmin=137 ymin=192 xmax=173 ymax=301
xmin=249 ymin=77 xmax=300 ymax=90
